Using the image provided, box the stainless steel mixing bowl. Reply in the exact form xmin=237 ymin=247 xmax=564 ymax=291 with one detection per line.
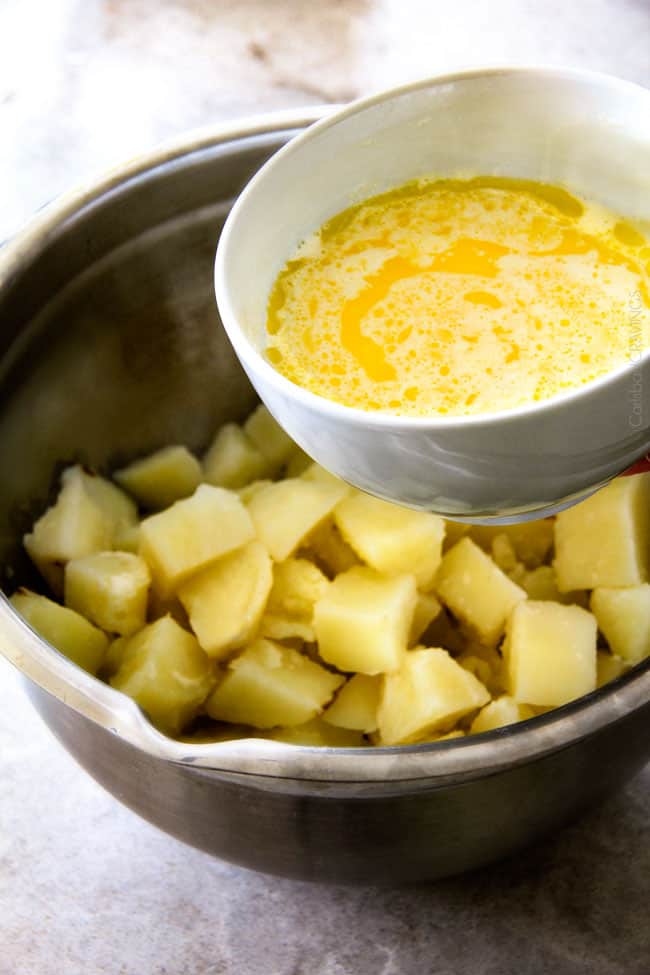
xmin=1 ymin=112 xmax=649 ymax=884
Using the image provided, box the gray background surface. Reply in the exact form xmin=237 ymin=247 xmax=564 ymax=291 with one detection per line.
xmin=1 ymin=2 xmax=649 ymax=972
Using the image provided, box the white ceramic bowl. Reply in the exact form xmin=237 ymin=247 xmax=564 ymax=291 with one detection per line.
xmin=215 ymin=67 xmax=650 ymax=522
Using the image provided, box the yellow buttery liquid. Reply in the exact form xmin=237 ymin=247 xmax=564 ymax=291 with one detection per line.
xmin=265 ymin=177 xmax=650 ymax=416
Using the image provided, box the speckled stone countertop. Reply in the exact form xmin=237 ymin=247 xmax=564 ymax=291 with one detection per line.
xmin=1 ymin=2 xmax=649 ymax=973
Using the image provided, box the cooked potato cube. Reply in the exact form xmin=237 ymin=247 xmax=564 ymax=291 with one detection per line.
xmin=457 ymin=646 xmax=505 ymax=696
xmin=203 ymin=423 xmax=270 ymax=489
xmin=205 ymin=638 xmax=343 ymax=728
xmin=113 ymin=521 xmax=140 ymax=554
xmin=596 ymin=651 xmax=627 ymax=687
xmin=139 ymin=485 xmax=254 ymax=595
xmin=470 ymin=696 xmax=535 ymax=735
xmin=267 ymin=718 xmax=363 ymax=747
xmin=505 ymin=601 xmax=597 ymax=706
xmin=267 ymin=558 xmax=329 ymax=621
xmin=11 ymin=589 xmax=108 ymax=675
xmin=258 ymin=615 xmax=315 ymax=642
xmin=300 ymin=462 xmax=348 ymax=490
xmin=435 ymin=538 xmax=527 ymax=646
xmin=409 ymin=591 xmax=442 ymax=645
xmin=590 ymin=585 xmax=650 ymax=664
xmin=24 ymin=468 xmax=116 ymax=593
xmin=73 ymin=467 xmax=137 ymax=532
xmin=248 ymin=477 xmax=348 ymax=561
xmin=110 ymin=616 xmax=215 ymax=734
xmin=178 ymin=541 xmax=272 ymax=659
xmin=322 ymin=674 xmax=381 ymax=733
xmin=65 ymin=551 xmax=150 ymax=636
xmin=101 ymin=635 xmax=131 ymax=679
xmin=304 ymin=518 xmax=359 ymax=576
xmin=237 ymin=479 xmax=273 ymax=504
xmin=554 ymin=473 xmax=650 ymax=591
xmin=334 ymin=492 xmax=445 ymax=589
xmin=377 ymin=647 xmax=490 ymax=745
xmin=114 ymin=446 xmax=202 ymax=509
xmin=314 ymin=566 xmax=416 ymax=674
xmin=470 ymin=520 xmax=554 ymax=568
xmin=243 ymin=404 xmax=296 ymax=472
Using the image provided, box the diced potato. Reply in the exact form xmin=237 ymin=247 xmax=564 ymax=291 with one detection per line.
xmin=284 ymin=447 xmax=313 ymax=478
xmin=65 ymin=551 xmax=150 ymax=636
xmin=504 ymin=601 xmax=597 ymax=707
xmin=113 ymin=521 xmax=140 ymax=554
xmin=11 ymin=589 xmax=108 ymax=675
xmin=110 ymin=616 xmax=215 ymax=734
xmin=409 ymin=591 xmax=442 ymax=645
xmin=101 ymin=635 xmax=131 ymax=679
xmin=178 ymin=541 xmax=272 ymax=659
xmin=457 ymin=646 xmax=505 ymax=696
xmin=314 ymin=566 xmax=416 ymax=674
xmin=24 ymin=469 xmax=116 ymax=593
xmin=202 ymin=423 xmax=270 ymax=489
xmin=300 ymin=462 xmax=349 ymax=490
xmin=114 ymin=446 xmax=202 ymax=509
xmin=334 ymin=491 xmax=445 ymax=589
xmin=597 ymin=652 xmax=627 ymax=687
xmin=267 ymin=718 xmax=363 ymax=747
xmin=139 ymin=485 xmax=254 ymax=596
xmin=243 ymin=405 xmax=296 ymax=472
xmin=377 ymin=647 xmax=490 ymax=745
xmin=590 ymin=585 xmax=650 ymax=664
xmin=470 ymin=520 xmax=554 ymax=569
xmin=490 ymin=534 xmax=520 ymax=574
xmin=469 ymin=696 xmax=535 ymax=735
xmin=267 ymin=558 xmax=329 ymax=621
xmin=435 ymin=538 xmax=527 ymax=646
xmin=554 ymin=473 xmax=650 ymax=591
xmin=258 ymin=615 xmax=315 ymax=642
xmin=205 ymin=638 xmax=343 ymax=728
xmin=322 ymin=674 xmax=381 ymax=733
xmin=248 ymin=477 xmax=348 ymax=562
xmin=304 ymin=518 xmax=360 ymax=576
xmin=237 ymin=479 xmax=273 ymax=504
xmin=73 ymin=467 xmax=137 ymax=532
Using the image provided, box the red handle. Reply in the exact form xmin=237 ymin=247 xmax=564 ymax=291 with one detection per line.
xmin=622 ymin=451 xmax=650 ymax=476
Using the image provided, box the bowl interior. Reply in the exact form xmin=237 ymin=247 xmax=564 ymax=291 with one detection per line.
xmin=219 ymin=68 xmax=650 ymax=354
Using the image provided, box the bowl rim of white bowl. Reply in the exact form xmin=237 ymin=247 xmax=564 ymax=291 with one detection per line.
xmin=0 ymin=103 xmax=648 ymax=783
xmin=215 ymin=64 xmax=650 ymax=432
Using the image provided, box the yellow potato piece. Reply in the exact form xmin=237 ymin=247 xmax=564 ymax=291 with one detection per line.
xmin=139 ymin=484 xmax=254 ymax=596
xmin=266 ymin=718 xmax=364 ymax=747
xmin=409 ymin=591 xmax=442 ymax=646
xmin=314 ymin=566 xmax=416 ymax=674
xmin=258 ymin=615 xmax=315 ymax=643
xmin=267 ymin=558 xmax=329 ymax=621
xmin=377 ymin=647 xmax=490 ymax=746
xmin=110 ymin=616 xmax=215 ymax=734
xmin=323 ymin=674 xmax=381 ymax=733
xmin=505 ymin=600 xmax=597 ymax=707
xmin=11 ymin=589 xmax=108 ymax=675
xmin=303 ymin=518 xmax=360 ymax=577
xmin=248 ymin=477 xmax=348 ymax=561
xmin=470 ymin=696 xmax=535 ymax=735
xmin=205 ymin=638 xmax=343 ymax=728
xmin=554 ymin=473 xmax=650 ymax=591
xmin=243 ymin=404 xmax=296 ymax=472
xmin=335 ymin=491 xmax=445 ymax=589
xmin=178 ymin=541 xmax=272 ymax=659
xmin=596 ymin=651 xmax=627 ymax=687
xmin=65 ymin=551 xmax=151 ymax=636
xmin=115 ymin=446 xmax=202 ymax=509
xmin=590 ymin=585 xmax=650 ymax=664
xmin=203 ymin=423 xmax=270 ymax=489
xmin=435 ymin=537 xmax=527 ymax=646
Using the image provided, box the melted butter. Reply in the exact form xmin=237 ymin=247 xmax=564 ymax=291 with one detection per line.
xmin=265 ymin=177 xmax=650 ymax=416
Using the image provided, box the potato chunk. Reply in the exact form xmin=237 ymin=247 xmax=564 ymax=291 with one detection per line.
xmin=596 ymin=652 xmax=627 ymax=687
xmin=377 ymin=647 xmax=490 ymax=745
xmin=334 ymin=492 xmax=445 ymax=589
xmin=267 ymin=558 xmax=329 ymax=621
xmin=590 ymin=585 xmax=650 ymax=664
xmin=554 ymin=473 xmax=650 ymax=591
xmin=435 ymin=538 xmax=526 ymax=646
xmin=11 ymin=589 xmax=108 ymax=675
xmin=314 ymin=566 xmax=416 ymax=674
xmin=139 ymin=485 xmax=254 ymax=595
xmin=304 ymin=518 xmax=359 ymax=576
xmin=110 ymin=616 xmax=215 ymax=734
xmin=178 ymin=541 xmax=272 ymax=659
xmin=470 ymin=696 xmax=535 ymax=735
xmin=243 ymin=404 xmax=296 ymax=472
xmin=205 ymin=638 xmax=343 ymax=728
xmin=202 ymin=423 xmax=270 ymax=489
xmin=74 ymin=467 xmax=137 ymax=532
xmin=114 ymin=446 xmax=202 ymax=509
xmin=505 ymin=601 xmax=597 ymax=706
xmin=258 ymin=616 xmax=315 ymax=642
xmin=65 ymin=551 xmax=151 ymax=636
xmin=267 ymin=718 xmax=363 ymax=747
xmin=248 ymin=477 xmax=348 ymax=561
xmin=469 ymin=520 xmax=554 ymax=569
xmin=409 ymin=591 xmax=442 ymax=646
xmin=323 ymin=674 xmax=381 ymax=733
